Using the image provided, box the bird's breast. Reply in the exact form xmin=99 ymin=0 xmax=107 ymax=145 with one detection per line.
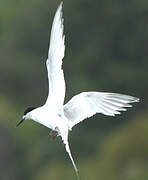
xmin=31 ymin=107 xmax=67 ymax=131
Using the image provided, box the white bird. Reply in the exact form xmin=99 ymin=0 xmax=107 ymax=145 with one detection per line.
xmin=16 ymin=2 xmax=139 ymax=179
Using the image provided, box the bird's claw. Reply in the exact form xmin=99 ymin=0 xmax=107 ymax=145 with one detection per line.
xmin=48 ymin=130 xmax=53 ymax=137
xmin=48 ymin=130 xmax=57 ymax=140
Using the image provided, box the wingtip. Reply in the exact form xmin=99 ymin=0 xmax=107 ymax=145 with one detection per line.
xmin=136 ymin=97 xmax=140 ymax=102
xmin=55 ymin=2 xmax=63 ymax=15
xmin=59 ymin=1 xmax=63 ymax=9
xmin=130 ymin=96 xmax=140 ymax=103
xmin=58 ymin=1 xmax=64 ymax=23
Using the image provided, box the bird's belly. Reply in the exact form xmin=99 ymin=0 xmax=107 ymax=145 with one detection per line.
xmin=33 ymin=112 xmax=62 ymax=131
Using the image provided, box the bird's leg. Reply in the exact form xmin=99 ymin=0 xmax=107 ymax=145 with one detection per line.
xmin=48 ymin=131 xmax=57 ymax=140
xmin=48 ymin=130 xmax=53 ymax=137
xmin=48 ymin=127 xmax=59 ymax=139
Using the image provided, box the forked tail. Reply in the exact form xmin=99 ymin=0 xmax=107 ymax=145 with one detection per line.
xmin=62 ymin=134 xmax=80 ymax=180
xmin=65 ymin=141 xmax=80 ymax=180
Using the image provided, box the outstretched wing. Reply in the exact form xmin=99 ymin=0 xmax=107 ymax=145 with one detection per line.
xmin=64 ymin=92 xmax=139 ymax=128
xmin=45 ymin=2 xmax=65 ymax=108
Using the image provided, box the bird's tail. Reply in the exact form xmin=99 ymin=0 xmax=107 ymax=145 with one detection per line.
xmin=62 ymin=133 xmax=80 ymax=180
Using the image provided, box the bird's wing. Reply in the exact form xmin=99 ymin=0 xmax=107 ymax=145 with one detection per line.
xmin=45 ymin=2 xmax=65 ymax=108
xmin=64 ymin=92 xmax=139 ymax=128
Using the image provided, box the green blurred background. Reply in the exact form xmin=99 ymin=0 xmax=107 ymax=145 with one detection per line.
xmin=0 ymin=0 xmax=147 ymax=179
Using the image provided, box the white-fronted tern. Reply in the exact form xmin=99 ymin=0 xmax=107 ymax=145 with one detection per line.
xmin=16 ymin=2 xmax=139 ymax=179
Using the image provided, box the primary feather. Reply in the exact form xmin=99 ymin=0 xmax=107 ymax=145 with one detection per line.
xmin=64 ymin=92 xmax=139 ymax=128
xmin=45 ymin=2 xmax=65 ymax=109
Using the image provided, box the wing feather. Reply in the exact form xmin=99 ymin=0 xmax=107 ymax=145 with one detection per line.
xmin=45 ymin=2 xmax=65 ymax=108
xmin=64 ymin=92 xmax=139 ymax=128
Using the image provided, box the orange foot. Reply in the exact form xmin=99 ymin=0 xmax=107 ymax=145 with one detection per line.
xmin=48 ymin=130 xmax=53 ymax=137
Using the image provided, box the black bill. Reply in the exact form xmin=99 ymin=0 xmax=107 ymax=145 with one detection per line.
xmin=16 ymin=118 xmax=25 ymax=127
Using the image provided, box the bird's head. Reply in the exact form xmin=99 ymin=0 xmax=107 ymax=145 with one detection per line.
xmin=16 ymin=106 xmax=37 ymax=127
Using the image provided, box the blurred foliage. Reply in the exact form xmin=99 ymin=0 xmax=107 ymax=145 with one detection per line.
xmin=0 ymin=0 xmax=147 ymax=179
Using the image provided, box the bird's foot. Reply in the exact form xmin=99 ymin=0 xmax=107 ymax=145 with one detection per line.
xmin=48 ymin=130 xmax=53 ymax=137
xmin=48 ymin=130 xmax=57 ymax=140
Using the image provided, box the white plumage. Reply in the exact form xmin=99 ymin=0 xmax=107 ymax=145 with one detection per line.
xmin=46 ymin=2 xmax=65 ymax=109
xmin=17 ymin=2 xmax=139 ymax=179
xmin=64 ymin=92 xmax=139 ymax=128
